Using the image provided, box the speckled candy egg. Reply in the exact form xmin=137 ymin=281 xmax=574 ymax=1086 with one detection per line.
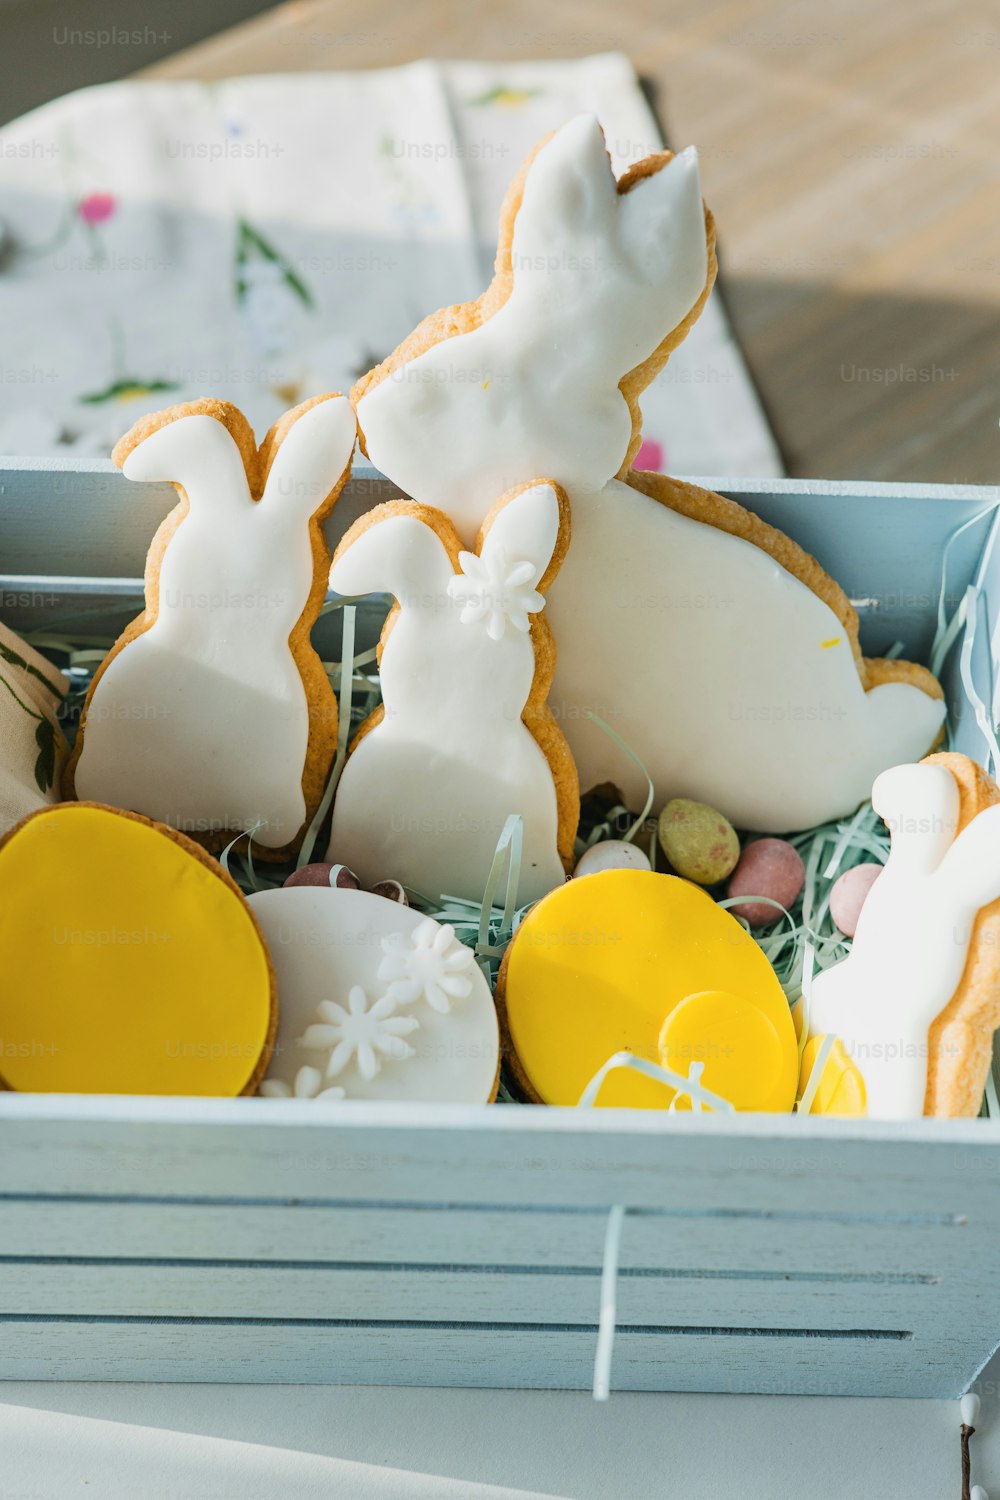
xmin=657 ymin=799 xmax=740 ymax=886
xmin=573 ymin=840 xmax=652 ymax=878
xmin=830 ymin=862 xmax=883 ymax=937
xmin=727 ymin=838 xmax=805 ymax=927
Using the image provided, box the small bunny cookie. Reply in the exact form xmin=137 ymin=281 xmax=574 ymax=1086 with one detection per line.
xmin=352 ymin=114 xmax=944 ymax=832
xmin=326 ymin=480 xmax=577 ymax=904
xmin=69 ymin=394 xmax=357 ymax=855
xmin=809 ymin=753 xmax=1000 ymax=1119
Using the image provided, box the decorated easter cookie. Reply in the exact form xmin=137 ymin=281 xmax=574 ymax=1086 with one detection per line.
xmin=352 ymin=115 xmax=944 ymax=832
xmin=496 ymin=868 xmax=797 ymax=1110
xmin=808 ymin=753 xmax=1000 ymax=1119
xmin=0 ymin=620 xmax=66 ymax=835
xmin=0 ymin=802 xmax=275 ymax=1094
xmin=248 ymin=887 xmax=499 ymax=1102
xmin=68 ymin=394 xmax=357 ymax=855
xmin=326 ymin=480 xmax=578 ymax=904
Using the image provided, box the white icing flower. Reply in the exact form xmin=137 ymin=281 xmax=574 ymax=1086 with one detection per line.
xmin=378 ymin=919 xmax=477 ymax=1013
xmin=447 ymin=547 xmax=543 ymax=640
xmin=259 ymin=1066 xmax=347 ymax=1102
xmin=297 ymin=986 xmax=419 ymax=1082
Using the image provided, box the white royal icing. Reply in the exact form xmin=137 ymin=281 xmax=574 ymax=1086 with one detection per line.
xmin=250 ymin=887 xmax=499 ymax=1103
xmin=810 ymin=762 xmax=1000 ymax=1119
xmin=354 ymin=115 xmax=944 ymax=832
xmin=326 ymin=482 xmax=567 ymax=905
xmin=74 ymin=396 xmax=357 ymax=848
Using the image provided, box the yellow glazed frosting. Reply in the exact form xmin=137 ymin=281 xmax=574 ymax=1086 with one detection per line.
xmin=799 ymin=1034 xmax=867 ymax=1116
xmin=499 ymin=869 xmax=797 ymax=1109
xmin=0 ymin=804 xmax=274 ymax=1095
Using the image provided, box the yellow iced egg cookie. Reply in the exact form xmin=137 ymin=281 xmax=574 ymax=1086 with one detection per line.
xmin=799 ymin=1035 xmax=867 ymax=1117
xmin=497 ymin=869 xmax=797 ymax=1109
xmin=658 ymin=989 xmax=794 ymax=1111
xmin=0 ymin=803 xmax=276 ymax=1095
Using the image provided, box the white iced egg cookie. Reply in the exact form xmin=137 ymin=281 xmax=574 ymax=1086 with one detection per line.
xmin=352 ymin=114 xmax=944 ymax=833
xmin=249 ymin=887 xmax=500 ymax=1103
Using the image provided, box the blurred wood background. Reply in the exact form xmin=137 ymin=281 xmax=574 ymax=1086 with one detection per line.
xmin=138 ymin=0 xmax=1000 ymax=485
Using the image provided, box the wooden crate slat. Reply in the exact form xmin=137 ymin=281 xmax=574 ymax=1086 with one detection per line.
xmin=0 ymin=1259 xmax=975 ymax=1332
xmin=0 ymin=1318 xmax=986 ymax=1398
xmin=2 ymin=1099 xmax=999 ymax=1217
xmin=0 ymin=1197 xmax=979 ymax=1275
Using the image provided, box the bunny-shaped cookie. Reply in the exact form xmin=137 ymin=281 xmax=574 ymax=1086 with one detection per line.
xmin=69 ymin=394 xmax=357 ymax=854
xmin=809 ymin=753 xmax=1000 ymax=1119
xmin=326 ymin=481 xmax=577 ymax=904
xmin=353 ymin=115 xmax=945 ymax=832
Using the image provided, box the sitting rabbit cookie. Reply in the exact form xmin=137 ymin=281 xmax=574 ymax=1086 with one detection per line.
xmin=808 ymin=753 xmax=1000 ymax=1119
xmin=352 ymin=114 xmax=944 ymax=832
xmin=326 ymin=480 xmax=577 ymax=904
xmin=0 ymin=620 xmax=66 ymax=835
xmin=68 ymin=394 xmax=357 ymax=854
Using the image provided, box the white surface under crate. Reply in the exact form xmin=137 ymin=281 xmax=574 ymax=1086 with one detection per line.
xmin=1 ymin=458 xmax=999 ymax=1397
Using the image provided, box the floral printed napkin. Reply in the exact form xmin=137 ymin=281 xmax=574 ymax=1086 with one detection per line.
xmin=0 ymin=620 xmax=66 ymax=835
xmin=0 ymin=52 xmax=781 ymax=477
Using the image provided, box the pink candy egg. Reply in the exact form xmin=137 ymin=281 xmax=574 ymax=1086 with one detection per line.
xmin=726 ymin=838 xmax=805 ymax=927
xmin=829 ymin=863 xmax=882 ymax=937
xmin=573 ymin=840 xmax=652 ymax=878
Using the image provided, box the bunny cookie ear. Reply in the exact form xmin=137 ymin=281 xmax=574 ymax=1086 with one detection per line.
xmin=476 ymin=481 xmax=569 ymax=597
xmin=872 ymin=762 xmax=960 ymax=876
xmin=259 ymin=394 xmax=357 ymax=520
xmin=329 ymin=501 xmax=459 ymax=603
xmin=114 ymin=401 xmax=255 ymax=517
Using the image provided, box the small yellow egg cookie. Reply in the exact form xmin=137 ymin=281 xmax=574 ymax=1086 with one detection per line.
xmin=0 ymin=802 xmax=276 ymax=1095
xmin=799 ymin=1035 xmax=867 ymax=1117
xmin=496 ymin=869 xmax=796 ymax=1109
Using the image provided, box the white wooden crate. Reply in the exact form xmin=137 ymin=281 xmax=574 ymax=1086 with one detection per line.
xmin=1 ymin=458 xmax=999 ymax=1396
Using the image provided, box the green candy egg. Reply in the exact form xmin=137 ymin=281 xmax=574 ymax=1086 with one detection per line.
xmin=657 ymin=798 xmax=740 ymax=886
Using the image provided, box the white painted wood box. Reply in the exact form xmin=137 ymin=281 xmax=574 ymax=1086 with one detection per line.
xmin=1 ymin=460 xmax=999 ymax=1397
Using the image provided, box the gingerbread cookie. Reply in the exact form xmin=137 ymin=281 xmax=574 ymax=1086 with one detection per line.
xmin=249 ymin=886 xmax=499 ymax=1103
xmin=0 ymin=620 xmax=66 ymax=835
xmin=326 ymin=480 xmax=578 ymax=905
xmin=808 ymin=753 xmax=1000 ymax=1119
xmin=68 ymin=394 xmax=357 ymax=855
xmin=0 ymin=802 xmax=275 ymax=1095
xmin=496 ymin=868 xmax=797 ymax=1110
xmin=352 ymin=114 xmax=944 ymax=832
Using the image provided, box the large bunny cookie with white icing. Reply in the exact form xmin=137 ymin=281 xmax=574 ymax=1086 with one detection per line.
xmin=69 ymin=394 xmax=357 ymax=855
xmin=326 ymin=480 xmax=578 ymax=905
xmin=809 ymin=753 xmax=1000 ymax=1119
xmin=352 ymin=114 xmax=944 ymax=832
xmin=250 ymin=886 xmax=499 ymax=1103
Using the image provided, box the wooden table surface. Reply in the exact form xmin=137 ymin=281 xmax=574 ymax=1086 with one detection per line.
xmin=142 ymin=0 xmax=1000 ymax=485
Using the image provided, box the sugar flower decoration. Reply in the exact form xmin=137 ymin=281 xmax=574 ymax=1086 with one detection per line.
xmin=260 ymin=1066 xmax=346 ymax=1102
xmin=297 ymin=986 xmax=419 ymax=1081
xmin=378 ymin=918 xmax=477 ymax=1013
xmin=447 ymin=547 xmax=543 ymax=640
